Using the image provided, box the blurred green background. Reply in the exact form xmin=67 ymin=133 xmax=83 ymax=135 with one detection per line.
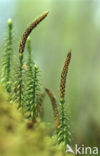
xmin=0 ymin=0 xmax=100 ymax=146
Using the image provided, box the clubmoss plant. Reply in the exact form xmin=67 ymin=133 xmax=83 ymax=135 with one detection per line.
xmin=1 ymin=18 xmax=13 ymax=93
xmin=23 ymin=36 xmax=34 ymax=117
xmin=17 ymin=11 xmax=48 ymax=109
xmin=45 ymin=51 xmax=72 ymax=149
xmin=58 ymin=51 xmax=72 ymax=147
xmin=22 ymin=36 xmax=42 ymax=122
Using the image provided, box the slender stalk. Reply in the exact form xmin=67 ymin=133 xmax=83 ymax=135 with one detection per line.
xmin=7 ymin=19 xmax=13 ymax=93
xmin=18 ymin=53 xmax=23 ymax=107
xmin=58 ymin=50 xmax=71 ymax=147
xmin=27 ymin=36 xmax=32 ymax=64
xmin=45 ymin=88 xmax=59 ymax=129
xmin=18 ymin=11 xmax=48 ymax=108
xmin=1 ymin=19 xmax=13 ymax=93
xmin=32 ymin=65 xmax=40 ymax=120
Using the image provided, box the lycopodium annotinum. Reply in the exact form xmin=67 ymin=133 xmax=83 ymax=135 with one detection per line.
xmin=58 ymin=50 xmax=72 ymax=147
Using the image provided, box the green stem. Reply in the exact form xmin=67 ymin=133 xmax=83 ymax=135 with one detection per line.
xmin=6 ymin=19 xmax=13 ymax=93
xmin=18 ymin=53 xmax=23 ymax=108
xmin=32 ymin=66 xmax=37 ymax=121
xmin=59 ymin=98 xmax=66 ymax=149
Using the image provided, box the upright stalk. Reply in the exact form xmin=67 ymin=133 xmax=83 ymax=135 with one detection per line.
xmin=58 ymin=51 xmax=71 ymax=147
xmin=18 ymin=11 xmax=48 ymax=108
xmin=1 ymin=19 xmax=13 ymax=93
xmin=45 ymin=88 xmax=59 ymax=129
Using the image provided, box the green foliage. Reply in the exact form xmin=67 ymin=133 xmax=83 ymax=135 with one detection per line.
xmin=46 ymin=91 xmax=72 ymax=149
xmin=58 ymin=98 xmax=71 ymax=148
xmin=0 ymin=19 xmax=13 ymax=93
xmin=18 ymin=53 xmax=24 ymax=107
xmin=12 ymin=51 xmax=25 ymax=108
xmin=0 ymin=14 xmax=72 ymax=155
xmin=45 ymin=51 xmax=72 ymax=148
xmin=23 ymin=37 xmax=40 ymax=120
xmin=27 ymin=36 xmax=34 ymax=65
xmin=0 ymin=86 xmax=75 ymax=156
xmin=58 ymin=99 xmax=66 ymax=145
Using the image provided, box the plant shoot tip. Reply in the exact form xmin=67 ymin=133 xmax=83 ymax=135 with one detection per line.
xmin=44 ymin=11 xmax=49 ymax=15
xmin=34 ymin=64 xmax=38 ymax=69
xmin=8 ymin=18 xmax=12 ymax=27
xmin=67 ymin=50 xmax=71 ymax=58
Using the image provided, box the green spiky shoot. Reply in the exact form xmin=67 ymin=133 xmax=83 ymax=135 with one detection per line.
xmin=24 ymin=63 xmax=40 ymax=120
xmin=0 ymin=13 xmax=73 ymax=154
xmin=1 ymin=18 xmax=13 ymax=93
xmin=27 ymin=36 xmax=33 ymax=65
xmin=26 ymin=36 xmax=34 ymax=73
xmin=58 ymin=51 xmax=72 ymax=148
xmin=22 ymin=37 xmax=40 ymax=121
